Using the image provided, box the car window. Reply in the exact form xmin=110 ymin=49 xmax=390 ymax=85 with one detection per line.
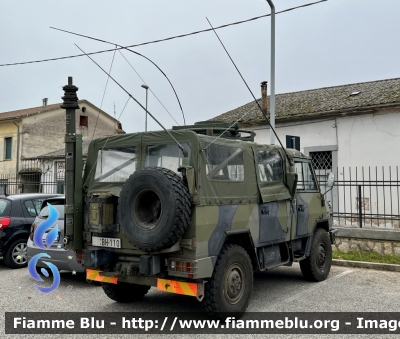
xmin=38 ymin=204 xmax=64 ymax=219
xmin=24 ymin=200 xmax=39 ymax=217
xmin=0 ymin=199 xmax=11 ymax=217
xmin=23 ymin=199 xmax=47 ymax=217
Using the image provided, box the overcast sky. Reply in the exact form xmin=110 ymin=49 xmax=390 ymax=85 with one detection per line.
xmin=1 ymin=0 xmax=399 ymax=133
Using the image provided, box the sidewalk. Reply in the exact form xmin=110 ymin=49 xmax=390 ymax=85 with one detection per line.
xmin=332 ymin=259 xmax=400 ymax=272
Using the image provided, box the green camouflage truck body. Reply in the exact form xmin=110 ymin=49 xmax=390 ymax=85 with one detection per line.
xmin=81 ymin=129 xmax=333 ymax=285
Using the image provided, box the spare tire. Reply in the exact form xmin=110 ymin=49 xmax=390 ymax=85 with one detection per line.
xmin=118 ymin=167 xmax=191 ymax=252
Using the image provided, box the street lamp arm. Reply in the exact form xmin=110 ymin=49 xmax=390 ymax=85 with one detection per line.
xmin=265 ymin=0 xmax=276 ymax=145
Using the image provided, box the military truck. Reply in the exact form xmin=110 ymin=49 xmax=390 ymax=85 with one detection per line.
xmin=61 ymin=79 xmax=336 ymax=318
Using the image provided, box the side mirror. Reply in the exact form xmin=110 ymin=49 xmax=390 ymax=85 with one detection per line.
xmin=326 ymin=172 xmax=335 ymax=188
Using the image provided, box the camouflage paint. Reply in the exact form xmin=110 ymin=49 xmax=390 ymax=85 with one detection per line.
xmin=81 ymin=128 xmax=331 ymax=283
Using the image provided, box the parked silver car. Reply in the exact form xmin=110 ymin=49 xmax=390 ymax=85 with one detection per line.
xmin=27 ymin=196 xmax=84 ymax=273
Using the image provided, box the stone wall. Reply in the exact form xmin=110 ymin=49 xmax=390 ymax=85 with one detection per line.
xmin=332 ymin=227 xmax=400 ymax=256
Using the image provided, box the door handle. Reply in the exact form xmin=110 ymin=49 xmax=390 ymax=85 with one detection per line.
xmin=297 ymin=205 xmax=304 ymax=212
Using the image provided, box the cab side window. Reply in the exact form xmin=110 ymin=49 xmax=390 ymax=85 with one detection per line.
xmin=295 ymin=161 xmax=318 ymax=191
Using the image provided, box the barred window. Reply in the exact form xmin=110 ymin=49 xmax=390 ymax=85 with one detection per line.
xmin=309 ymin=151 xmax=332 ymax=170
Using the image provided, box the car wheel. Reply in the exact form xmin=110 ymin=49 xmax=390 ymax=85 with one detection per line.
xmin=300 ymin=228 xmax=332 ymax=282
xmin=102 ymin=282 xmax=151 ymax=302
xmin=3 ymin=238 xmax=28 ymax=269
xmin=201 ymin=244 xmax=253 ymax=318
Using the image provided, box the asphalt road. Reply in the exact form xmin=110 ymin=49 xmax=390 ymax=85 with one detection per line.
xmin=1 ymin=256 xmax=399 ymax=339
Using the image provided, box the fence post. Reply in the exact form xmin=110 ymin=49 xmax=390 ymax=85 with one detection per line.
xmin=358 ymin=185 xmax=363 ymax=228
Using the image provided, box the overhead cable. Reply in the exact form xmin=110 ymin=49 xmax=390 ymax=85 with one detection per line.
xmin=0 ymin=0 xmax=327 ymax=67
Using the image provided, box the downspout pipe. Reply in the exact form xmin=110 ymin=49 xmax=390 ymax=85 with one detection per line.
xmin=266 ymin=0 xmax=276 ymax=145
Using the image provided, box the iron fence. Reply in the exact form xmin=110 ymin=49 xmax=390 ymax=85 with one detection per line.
xmin=319 ymin=166 xmax=400 ymax=229
xmin=0 ymin=165 xmax=399 ymax=229
xmin=0 ymin=173 xmax=64 ymax=196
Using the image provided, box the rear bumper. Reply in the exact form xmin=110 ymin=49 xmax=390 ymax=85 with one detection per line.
xmin=27 ymin=238 xmax=85 ymax=273
xmin=87 ymin=268 xmax=205 ymax=301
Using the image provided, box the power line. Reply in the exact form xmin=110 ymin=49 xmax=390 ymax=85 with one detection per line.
xmin=0 ymin=0 xmax=327 ymax=67
xmin=50 ymin=27 xmax=185 ymax=125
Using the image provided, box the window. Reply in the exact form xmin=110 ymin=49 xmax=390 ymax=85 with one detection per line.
xmin=55 ymin=161 xmax=65 ymax=193
xmin=204 ymin=143 xmax=244 ymax=181
xmin=257 ymin=150 xmax=283 ymax=182
xmin=56 ymin=181 xmax=65 ymax=194
xmin=295 ymin=161 xmax=318 ymax=191
xmin=286 ymin=135 xmax=300 ymax=151
xmin=80 ymin=115 xmax=88 ymax=127
xmin=95 ymin=147 xmax=137 ymax=182
xmin=145 ymin=143 xmax=191 ymax=174
xmin=309 ymin=151 xmax=332 ymax=170
xmin=4 ymin=137 xmax=12 ymax=160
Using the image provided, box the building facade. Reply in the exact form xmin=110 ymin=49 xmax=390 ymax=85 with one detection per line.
xmin=0 ymin=99 xmax=123 ymax=195
xmin=211 ymin=78 xmax=400 ymax=228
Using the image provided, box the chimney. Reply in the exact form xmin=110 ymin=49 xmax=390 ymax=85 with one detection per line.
xmin=261 ymin=81 xmax=268 ymax=117
xmin=42 ymin=98 xmax=48 ymax=108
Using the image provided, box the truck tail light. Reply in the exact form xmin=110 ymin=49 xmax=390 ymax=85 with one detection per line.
xmin=168 ymin=259 xmax=197 ymax=276
xmin=0 ymin=217 xmax=11 ymax=230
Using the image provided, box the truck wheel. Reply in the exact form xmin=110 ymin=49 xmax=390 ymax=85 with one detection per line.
xmin=118 ymin=167 xmax=191 ymax=252
xmin=300 ymin=228 xmax=332 ymax=282
xmin=102 ymin=282 xmax=150 ymax=303
xmin=201 ymin=244 xmax=253 ymax=318
xmin=3 ymin=238 xmax=28 ymax=268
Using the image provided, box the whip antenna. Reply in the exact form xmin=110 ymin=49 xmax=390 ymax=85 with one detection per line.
xmin=206 ymin=17 xmax=292 ymax=165
xmin=75 ymin=44 xmax=188 ymax=157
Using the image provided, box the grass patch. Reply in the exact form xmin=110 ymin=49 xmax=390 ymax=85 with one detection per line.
xmin=333 ymin=250 xmax=400 ymax=265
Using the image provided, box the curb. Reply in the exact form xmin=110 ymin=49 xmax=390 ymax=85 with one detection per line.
xmin=332 ymin=259 xmax=400 ymax=272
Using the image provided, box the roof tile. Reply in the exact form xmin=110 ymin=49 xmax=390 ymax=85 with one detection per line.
xmin=211 ymin=78 xmax=400 ymax=123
